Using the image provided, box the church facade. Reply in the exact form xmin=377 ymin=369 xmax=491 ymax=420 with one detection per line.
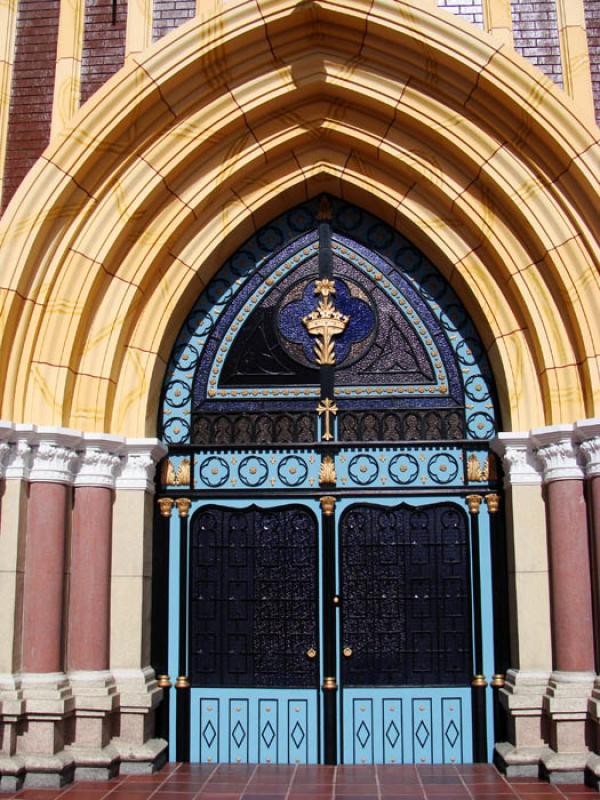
xmin=0 ymin=0 xmax=600 ymax=791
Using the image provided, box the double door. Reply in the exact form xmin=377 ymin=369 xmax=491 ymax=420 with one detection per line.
xmin=167 ymin=495 xmax=477 ymax=764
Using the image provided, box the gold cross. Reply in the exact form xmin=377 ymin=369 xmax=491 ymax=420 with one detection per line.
xmin=316 ymin=397 xmax=338 ymax=441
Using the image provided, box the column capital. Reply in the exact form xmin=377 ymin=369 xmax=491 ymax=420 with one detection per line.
xmin=491 ymin=432 xmax=541 ymax=487
xmin=74 ymin=433 xmax=125 ymax=489
xmin=29 ymin=427 xmax=82 ymax=484
xmin=575 ymin=419 xmax=600 ymax=478
xmin=116 ymin=439 xmax=167 ymax=493
xmin=531 ymin=425 xmax=583 ymax=483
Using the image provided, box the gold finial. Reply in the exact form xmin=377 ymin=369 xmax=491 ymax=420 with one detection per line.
xmin=466 ymin=494 xmax=483 ymax=515
xmin=157 ymin=497 xmax=175 ymax=517
xmin=485 ymin=493 xmax=501 ymax=514
xmin=302 ymin=280 xmax=349 ymax=365
xmin=176 ymin=497 xmax=192 ymax=518
xmin=316 ymin=196 xmax=332 ymax=221
xmin=319 ymin=455 xmax=337 ymax=486
xmin=320 ymin=496 xmax=336 ymax=516
xmin=316 ymin=397 xmax=338 ymax=441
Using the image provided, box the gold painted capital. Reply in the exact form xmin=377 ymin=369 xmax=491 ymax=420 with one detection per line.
xmin=322 ymin=677 xmax=337 ymax=690
xmin=175 ymin=675 xmax=190 ymax=689
xmin=466 ymin=494 xmax=483 ymax=514
xmin=320 ymin=495 xmax=336 ymax=516
xmin=471 ymin=674 xmax=488 ymax=687
xmin=485 ymin=493 xmax=501 ymax=514
xmin=176 ymin=497 xmax=192 ymax=518
xmin=158 ymin=497 xmax=175 ymax=518
xmin=157 ymin=674 xmax=172 ymax=688
xmin=490 ymin=674 xmax=505 ymax=688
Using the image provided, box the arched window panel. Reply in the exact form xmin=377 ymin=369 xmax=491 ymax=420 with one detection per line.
xmin=160 ymin=198 xmax=497 ymax=445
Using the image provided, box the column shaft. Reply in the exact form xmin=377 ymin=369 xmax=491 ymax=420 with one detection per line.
xmin=22 ymin=482 xmax=69 ymax=673
xmin=546 ymin=478 xmax=594 ymax=671
xmin=68 ymin=486 xmax=113 ymax=671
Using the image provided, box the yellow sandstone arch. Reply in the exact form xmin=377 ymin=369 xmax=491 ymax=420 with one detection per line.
xmin=0 ymin=0 xmax=599 ymax=436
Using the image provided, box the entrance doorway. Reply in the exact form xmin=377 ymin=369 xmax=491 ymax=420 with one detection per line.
xmin=154 ymin=197 xmax=505 ymax=765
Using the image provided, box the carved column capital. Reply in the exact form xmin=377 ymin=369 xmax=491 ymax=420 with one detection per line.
xmin=29 ymin=428 xmax=82 ymax=484
xmin=575 ymin=419 xmax=600 ymax=478
xmin=74 ymin=434 xmax=124 ymax=489
xmin=532 ymin=426 xmax=583 ymax=483
xmin=116 ymin=439 xmax=167 ymax=493
xmin=491 ymin=433 xmax=541 ymax=487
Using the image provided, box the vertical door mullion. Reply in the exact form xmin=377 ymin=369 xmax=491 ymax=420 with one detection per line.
xmin=466 ymin=495 xmax=487 ymax=762
xmin=320 ymin=495 xmax=338 ymax=764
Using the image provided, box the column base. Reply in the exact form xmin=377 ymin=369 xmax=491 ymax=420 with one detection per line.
xmin=68 ymin=744 xmax=120 ymax=781
xmin=0 ymin=756 xmax=25 ymax=792
xmin=499 ymin=669 xmax=551 ymax=750
xmin=113 ymin=738 xmax=168 ymax=774
xmin=494 ymin=742 xmax=549 ymax=777
xmin=543 ymin=671 xmax=595 ymax=753
xmin=540 ymin=750 xmax=590 ymax=784
xmin=21 ymin=752 xmax=75 ymax=788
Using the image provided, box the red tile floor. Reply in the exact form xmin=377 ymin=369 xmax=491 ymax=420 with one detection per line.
xmin=2 ymin=764 xmax=598 ymax=800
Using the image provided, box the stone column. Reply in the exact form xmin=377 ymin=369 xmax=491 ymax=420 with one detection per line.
xmin=492 ymin=433 xmax=552 ymax=776
xmin=533 ymin=426 xmax=595 ymax=783
xmin=110 ymin=439 xmax=167 ymax=774
xmin=575 ymin=419 xmax=600 ymax=788
xmin=66 ymin=434 xmax=123 ymax=779
xmin=18 ymin=428 xmax=80 ymax=787
xmin=0 ymin=422 xmax=28 ymax=790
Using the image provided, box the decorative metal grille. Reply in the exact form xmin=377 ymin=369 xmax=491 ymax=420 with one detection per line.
xmin=189 ymin=505 xmax=319 ymax=688
xmin=340 ymin=503 xmax=472 ymax=687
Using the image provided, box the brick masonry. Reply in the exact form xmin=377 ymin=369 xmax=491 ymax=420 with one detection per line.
xmin=1 ymin=0 xmax=60 ymax=214
xmin=437 ymin=0 xmax=483 ymax=29
xmin=584 ymin=0 xmax=600 ymax=124
xmin=153 ymin=0 xmax=196 ymax=42
xmin=511 ymin=0 xmax=563 ymax=86
xmin=80 ymin=0 xmax=127 ymax=104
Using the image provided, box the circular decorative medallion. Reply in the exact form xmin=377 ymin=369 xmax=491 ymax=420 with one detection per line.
xmin=467 ymin=412 xmax=496 ymax=440
xmin=388 ymin=454 xmax=420 ymax=485
xmin=427 ymin=453 xmax=460 ymax=484
xmin=165 ymin=379 xmax=191 ymax=408
xmin=238 ymin=456 xmax=269 ymax=487
xmin=277 ymin=455 xmax=309 ymax=487
xmin=464 ymin=375 xmax=491 ymax=402
xmin=199 ymin=456 xmax=230 ymax=488
xmin=162 ymin=417 xmax=190 ymax=444
xmin=348 ymin=454 xmax=379 ymax=485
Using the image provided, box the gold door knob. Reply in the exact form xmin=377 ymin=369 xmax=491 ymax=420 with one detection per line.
xmin=343 ymin=647 xmax=353 ymax=658
xmin=306 ymin=647 xmax=317 ymax=659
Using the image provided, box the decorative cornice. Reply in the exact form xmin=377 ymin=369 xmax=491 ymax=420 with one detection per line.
xmin=491 ymin=433 xmax=542 ymax=487
xmin=115 ymin=439 xmax=167 ymax=493
xmin=532 ymin=425 xmax=583 ymax=483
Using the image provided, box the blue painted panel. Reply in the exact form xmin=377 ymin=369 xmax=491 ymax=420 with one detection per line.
xmin=382 ymin=699 xmax=404 ymax=764
xmin=342 ymin=689 xmax=472 ymax=765
xmin=190 ymin=689 xmax=318 ymax=764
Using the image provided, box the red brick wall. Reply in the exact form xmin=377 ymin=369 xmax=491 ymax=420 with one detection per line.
xmin=437 ymin=0 xmax=484 ymax=28
xmin=584 ymin=0 xmax=600 ymax=124
xmin=1 ymin=0 xmax=60 ymax=214
xmin=511 ymin=0 xmax=563 ymax=86
xmin=80 ymin=0 xmax=127 ymax=104
xmin=153 ymin=0 xmax=195 ymax=42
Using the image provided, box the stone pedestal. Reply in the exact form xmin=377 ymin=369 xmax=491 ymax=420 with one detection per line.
xmin=66 ymin=671 xmax=119 ymax=780
xmin=0 ymin=674 xmax=25 ymax=791
xmin=18 ymin=673 xmax=75 ymax=787
xmin=111 ymin=668 xmax=167 ymax=774
xmin=495 ymin=669 xmax=551 ymax=775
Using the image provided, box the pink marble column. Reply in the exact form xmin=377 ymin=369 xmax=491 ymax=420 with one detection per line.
xmin=67 ymin=486 xmax=113 ymax=671
xmin=22 ymin=480 xmax=71 ymax=673
xmin=544 ymin=477 xmax=594 ymax=671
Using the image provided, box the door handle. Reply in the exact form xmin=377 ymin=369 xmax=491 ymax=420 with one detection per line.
xmin=343 ymin=647 xmax=353 ymax=658
xmin=306 ymin=647 xmax=317 ymax=659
